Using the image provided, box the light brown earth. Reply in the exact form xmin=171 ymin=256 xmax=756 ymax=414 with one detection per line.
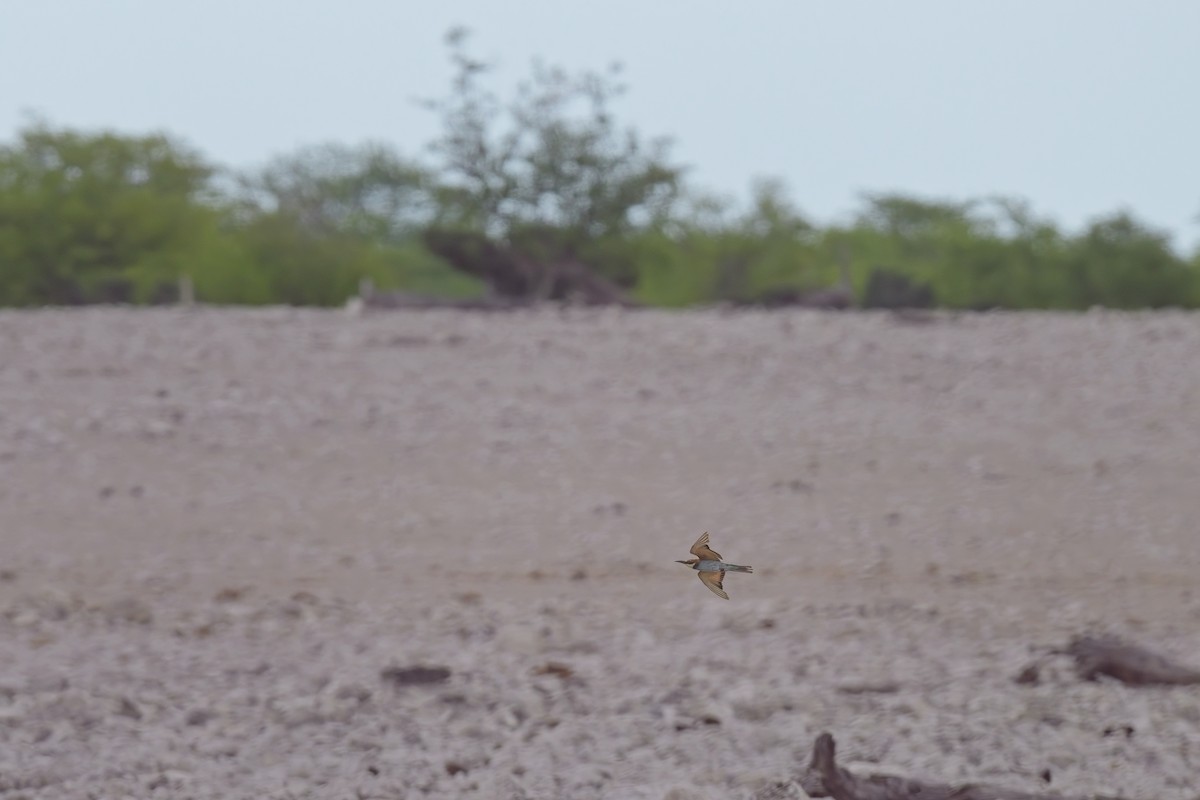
xmin=1 ymin=306 xmax=1198 ymax=799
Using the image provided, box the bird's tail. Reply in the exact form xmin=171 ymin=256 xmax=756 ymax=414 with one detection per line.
xmin=725 ymin=564 xmax=753 ymax=573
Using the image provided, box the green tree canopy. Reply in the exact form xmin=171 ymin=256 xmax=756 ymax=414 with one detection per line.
xmin=238 ymin=142 xmax=432 ymax=240
xmin=420 ymin=27 xmax=684 ymax=291
xmin=230 ymin=141 xmax=479 ymax=305
xmin=1 ymin=35 xmax=1197 ymax=312
xmin=0 ymin=122 xmax=223 ymax=304
xmin=1064 ymin=212 xmax=1194 ymax=308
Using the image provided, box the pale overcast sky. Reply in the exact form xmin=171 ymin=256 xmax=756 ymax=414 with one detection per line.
xmin=3 ymin=0 xmax=1198 ymax=251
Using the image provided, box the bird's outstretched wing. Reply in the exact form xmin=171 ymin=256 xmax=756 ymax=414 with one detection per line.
xmin=698 ymin=570 xmax=729 ymax=600
xmin=689 ymin=531 xmax=723 ymax=561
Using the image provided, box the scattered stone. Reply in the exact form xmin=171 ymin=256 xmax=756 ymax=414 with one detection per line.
xmin=380 ymin=665 xmax=452 ymax=687
xmin=185 ymin=708 xmax=213 ymax=726
xmin=102 ymin=597 xmax=154 ymax=626
xmin=835 ymin=681 xmax=901 ymax=695
xmin=114 ymin=696 xmax=142 ymax=720
xmin=1013 ymin=663 xmax=1041 ymax=685
xmin=532 ymin=662 xmax=574 ymax=680
xmin=213 ymin=587 xmax=249 ymax=603
xmin=771 ymin=479 xmax=812 ymax=494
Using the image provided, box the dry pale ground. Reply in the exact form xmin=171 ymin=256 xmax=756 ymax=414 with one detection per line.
xmin=1 ymin=306 xmax=1199 ymax=800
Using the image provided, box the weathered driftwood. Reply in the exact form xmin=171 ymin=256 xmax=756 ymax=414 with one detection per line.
xmin=758 ymin=732 xmax=1132 ymax=800
xmin=1061 ymin=635 xmax=1200 ymax=686
xmin=1015 ymin=635 xmax=1200 ymax=687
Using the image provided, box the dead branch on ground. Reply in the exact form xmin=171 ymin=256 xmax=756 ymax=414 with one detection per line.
xmin=1015 ymin=634 xmax=1200 ymax=687
xmin=1062 ymin=635 xmax=1200 ymax=685
xmin=755 ymin=732 xmax=1133 ymax=800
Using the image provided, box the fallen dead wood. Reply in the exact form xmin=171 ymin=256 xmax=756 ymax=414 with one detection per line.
xmin=1016 ymin=635 xmax=1200 ymax=687
xmin=756 ymin=732 xmax=1133 ymax=800
xmin=1062 ymin=635 xmax=1200 ymax=685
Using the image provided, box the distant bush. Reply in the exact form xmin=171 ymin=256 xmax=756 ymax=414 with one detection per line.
xmin=1 ymin=37 xmax=1197 ymax=310
xmin=0 ymin=122 xmax=229 ymax=305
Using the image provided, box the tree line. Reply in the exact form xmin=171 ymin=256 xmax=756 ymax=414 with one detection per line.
xmin=2 ymin=29 xmax=1197 ymax=311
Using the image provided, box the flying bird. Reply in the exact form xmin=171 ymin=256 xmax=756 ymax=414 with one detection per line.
xmin=675 ymin=532 xmax=753 ymax=599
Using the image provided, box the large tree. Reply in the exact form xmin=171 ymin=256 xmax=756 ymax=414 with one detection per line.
xmin=419 ymin=27 xmax=684 ymax=299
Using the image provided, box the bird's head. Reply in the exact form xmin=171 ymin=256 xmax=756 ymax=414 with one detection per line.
xmin=675 ymin=558 xmax=698 ymax=567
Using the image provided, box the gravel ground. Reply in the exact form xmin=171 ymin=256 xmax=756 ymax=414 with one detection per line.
xmin=1 ymin=306 xmax=1199 ymax=799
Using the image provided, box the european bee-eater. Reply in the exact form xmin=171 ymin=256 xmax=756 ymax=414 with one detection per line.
xmin=675 ymin=532 xmax=753 ymax=599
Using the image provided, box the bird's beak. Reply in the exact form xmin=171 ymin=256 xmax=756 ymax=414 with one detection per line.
xmin=674 ymin=560 xmax=688 ymax=564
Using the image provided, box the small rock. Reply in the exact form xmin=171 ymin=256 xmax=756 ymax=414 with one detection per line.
xmin=532 ymin=662 xmax=575 ymax=680
xmin=103 ymin=597 xmax=154 ymax=625
xmin=186 ymin=708 xmax=214 ymax=726
xmin=1102 ymin=724 xmax=1135 ymax=738
xmin=115 ymin=696 xmax=143 ymax=720
xmin=1013 ymin=662 xmax=1041 ymax=685
xmin=381 ymin=665 xmax=451 ymax=687
xmin=213 ymin=587 xmax=248 ymax=603
xmin=835 ymin=680 xmax=901 ymax=695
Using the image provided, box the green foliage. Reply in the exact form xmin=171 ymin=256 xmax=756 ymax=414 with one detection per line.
xmin=384 ymin=238 xmax=486 ymax=298
xmin=628 ymin=230 xmax=719 ymax=307
xmin=622 ymin=188 xmax=1200 ymax=311
xmin=754 ymin=194 xmax=1200 ymax=311
xmin=631 ymin=179 xmax=821 ymax=305
xmin=227 ymin=141 xmax=476 ymax=305
xmin=1062 ymin=212 xmax=1194 ymax=308
xmin=184 ymin=228 xmax=273 ymax=305
xmin=227 ymin=211 xmax=481 ymax=307
xmin=239 ymin=142 xmax=432 ymax=240
xmin=228 ymin=212 xmax=365 ymax=306
xmin=422 ymin=27 xmax=683 ymax=285
xmin=0 ymin=41 xmax=1196 ymax=311
xmin=0 ymin=122 xmax=224 ymax=304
